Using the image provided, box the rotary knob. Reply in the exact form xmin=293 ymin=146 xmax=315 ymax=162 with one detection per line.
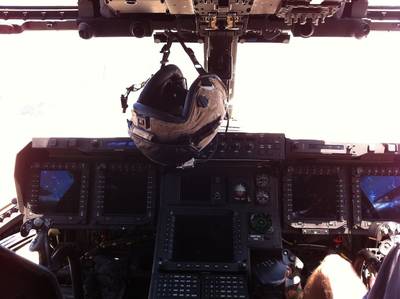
xmin=256 ymin=174 xmax=269 ymax=188
xmin=219 ymin=141 xmax=227 ymax=152
xmin=246 ymin=142 xmax=255 ymax=153
xmin=233 ymin=142 xmax=241 ymax=152
xmin=256 ymin=190 xmax=270 ymax=205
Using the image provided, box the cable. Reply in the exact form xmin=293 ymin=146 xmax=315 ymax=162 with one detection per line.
xmin=225 ymin=110 xmax=230 ymax=133
xmin=120 ymin=76 xmax=152 ymax=113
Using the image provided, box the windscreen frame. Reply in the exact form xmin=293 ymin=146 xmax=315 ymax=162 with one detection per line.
xmin=283 ymin=165 xmax=348 ymax=232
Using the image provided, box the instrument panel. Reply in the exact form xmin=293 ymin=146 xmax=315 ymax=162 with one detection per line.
xmin=14 ymin=134 xmax=400 ymax=299
xmin=15 ymin=134 xmax=400 ymax=233
xmin=17 ymin=140 xmax=157 ymax=227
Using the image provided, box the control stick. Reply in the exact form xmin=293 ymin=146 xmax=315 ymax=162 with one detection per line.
xmin=353 ymin=221 xmax=400 ymax=289
xmin=20 ymin=217 xmax=52 ymax=267
xmin=255 ymin=249 xmax=303 ymax=290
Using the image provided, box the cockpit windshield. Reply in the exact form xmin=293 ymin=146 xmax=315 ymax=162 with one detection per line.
xmin=2 ymin=3 xmax=400 ymax=299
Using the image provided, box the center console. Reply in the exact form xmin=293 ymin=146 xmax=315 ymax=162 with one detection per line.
xmin=149 ymin=164 xmax=282 ymax=299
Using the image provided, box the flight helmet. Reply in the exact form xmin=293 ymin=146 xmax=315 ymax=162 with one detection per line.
xmin=129 ymin=63 xmax=227 ymax=166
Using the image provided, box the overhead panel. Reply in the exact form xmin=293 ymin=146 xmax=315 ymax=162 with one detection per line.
xmin=250 ymin=0 xmax=282 ymax=14
xmin=104 ymin=0 xmax=166 ymax=14
xmin=230 ymin=0 xmax=253 ymax=15
xmin=194 ymin=0 xmax=257 ymax=16
xmin=165 ymin=0 xmax=194 ymax=14
xmin=104 ymin=0 xmax=194 ymax=14
xmin=194 ymin=0 xmax=216 ymax=16
xmin=103 ymin=0 xmax=281 ymax=16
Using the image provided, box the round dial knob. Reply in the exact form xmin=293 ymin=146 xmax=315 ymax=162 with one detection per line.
xmin=219 ymin=141 xmax=227 ymax=152
xmin=256 ymin=174 xmax=269 ymax=188
xmin=246 ymin=142 xmax=255 ymax=152
xmin=250 ymin=213 xmax=272 ymax=234
xmin=256 ymin=190 xmax=270 ymax=205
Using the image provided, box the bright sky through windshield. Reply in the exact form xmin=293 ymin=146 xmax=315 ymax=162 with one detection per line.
xmin=1 ymin=5 xmax=400 ymax=206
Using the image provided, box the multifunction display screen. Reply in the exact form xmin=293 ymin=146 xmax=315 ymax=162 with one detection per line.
xmin=291 ymin=175 xmax=339 ymax=220
xmin=103 ymin=170 xmax=148 ymax=215
xmin=172 ymin=212 xmax=234 ymax=263
xmin=37 ymin=170 xmax=81 ymax=214
xmin=360 ymin=176 xmax=400 ymax=220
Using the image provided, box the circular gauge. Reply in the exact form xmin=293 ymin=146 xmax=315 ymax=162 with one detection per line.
xmin=249 ymin=213 xmax=272 ymax=234
xmin=256 ymin=190 xmax=270 ymax=205
xmin=256 ymin=174 xmax=269 ymax=188
xmin=233 ymin=183 xmax=250 ymax=202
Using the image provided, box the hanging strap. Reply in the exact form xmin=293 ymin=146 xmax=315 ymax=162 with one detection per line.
xmin=121 ymin=32 xmax=207 ymax=113
xmin=160 ymin=36 xmax=173 ymax=67
xmin=160 ymin=31 xmax=207 ymax=76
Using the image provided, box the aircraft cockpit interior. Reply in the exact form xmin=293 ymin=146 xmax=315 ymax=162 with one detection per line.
xmin=1 ymin=1 xmax=400 ymax=299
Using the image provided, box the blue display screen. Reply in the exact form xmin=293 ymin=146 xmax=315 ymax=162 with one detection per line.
xmin=37 ymin=170 xmax=81 ymax=214
xmin=360 ymin=176 xmax=400 ymax=220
